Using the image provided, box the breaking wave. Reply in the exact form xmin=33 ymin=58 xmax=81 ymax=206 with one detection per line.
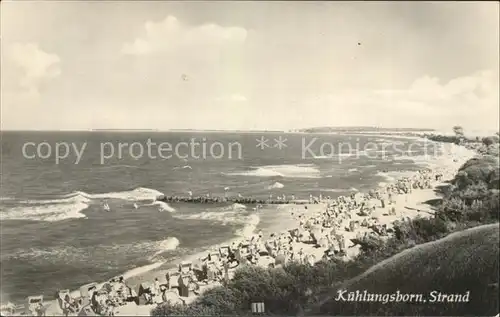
xmin=6 ymin=237 xmax=180 ymax=264
xmin=0 ymin=187 xmax=165 ymax=222
xmin=268 ymin=182 xmax=285 ymax=189
xmin=173 ymin=165 xmax=192 ymax=170
xmin=322 ymin=187 xmax=358 ymax=193
xmin=172 ymin=205 xmax=260 ymax=238
xmin=149 ymin=201 xmax=176 ymax=212
xmin=226 ymin=164 xmax=321 ymax=179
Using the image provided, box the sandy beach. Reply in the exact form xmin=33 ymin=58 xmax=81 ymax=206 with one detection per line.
xmin=31 ymin=142 xmax=475 ymax=317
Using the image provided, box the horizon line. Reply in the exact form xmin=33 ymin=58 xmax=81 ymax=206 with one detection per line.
xmin=0 ymin=126 xmax=440 ymax=133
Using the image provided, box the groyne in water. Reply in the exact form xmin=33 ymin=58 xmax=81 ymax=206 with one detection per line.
xmin=156 ymin=195 xmax=309 ymax=205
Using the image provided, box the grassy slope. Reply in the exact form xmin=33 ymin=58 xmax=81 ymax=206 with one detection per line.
xmin=315 ymin=223 xmax=499 ymax=316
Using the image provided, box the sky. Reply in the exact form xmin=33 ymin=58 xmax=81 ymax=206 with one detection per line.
xmin=1 ymin=1 xmax=499 ymax=132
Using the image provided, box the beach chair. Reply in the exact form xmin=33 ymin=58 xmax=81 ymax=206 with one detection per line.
xmin=239 ymin=243 xmax=250 ymax=256
xmin=209 ymin=251 xmax=221 ymax=263
xmin=178 ymin=273 xmax=197 ymax=297
xmin=205 ymin=260 xmax=219 ymax=281
xmin=138 ymin=282 xmax=151 ymax=296
xmin=288 ymin=228 xmax=300 ymax=239
xmin=58 ymin=289 xmax=71 ymax=300
xmin=12 ymin=304 xmax=26 ymax=315
xmin=348 ymin=220 xmax=356 ymax=232
xmin=178 ymin=261 xmax=193 ymax=274
xmin=166 ymin=271 xmax=181 ymax=289
xmin=79 ymin=283 xmax=98 ymax=298
xmin=0 ymin=302 xmax=15 ymax=316
xmin=138 ymin=282 xmax=154 ymax=305
xmin=79 ymin=283 xmax=97 ymax=307
xmin=27 ymin=295 xmax=44 ymax=316
xmin=219 ymin=245 xmax=230 ymax=258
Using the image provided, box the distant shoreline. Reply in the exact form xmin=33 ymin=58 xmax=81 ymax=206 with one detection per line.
xmin=0 ymin=126 xmax=436 ymax=133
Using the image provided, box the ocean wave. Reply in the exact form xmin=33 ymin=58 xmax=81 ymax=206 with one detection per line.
xmin=150 ymin=201 xmax=176 ymax=212
xmin=228 ymin=203 xmax=247 ymax=210
xmin=226 ymin=164 xmax=321 ymax=179
xmin=77 ymin=187 xmax=164 ymax=201
xmin=7 ymin=237 xmax=180 ymax=264
xmin=2 ymin=187 xmax=166 ymax=222
xmin=313 ymin=153 xmax=351 ymax=159
xmin=0 ymin=200 xmax=89 ymax=222
xmin=268 ymin=181 xmax=285 ymax=189
xmin=314 ymin=151 xmax=368 ymax=159
xmin=20 ymin=193 xmax=92 ymax=205
xmin=172 ymin=206 xmax=259 ymax=238
xmin=95 ymin=165 xmax=141 ymax=170
xmin=322 ymin=187 xmax=358 ymax=193
xmin=376 ymin=171 xmax=417 ymax=184
xmin=235 ymin=213 xmax=260 ymax=238
xmin=149 ymin=237 xmax=180 ymax=257
xmin=392 ymin=154 xmax=438 ymax=166
xmin=121 ymin=262 xmax=165 ymax=280
xmin=173 ymin=210 xmax=243 ymax=224
xmin=173 ymin=165 xmax=192 ymax=170
xmin=27 ymin=187 xmax=163 ymax=203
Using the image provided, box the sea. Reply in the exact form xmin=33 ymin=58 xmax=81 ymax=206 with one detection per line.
xmin=0 ymin=131 xmax=442 ymax=304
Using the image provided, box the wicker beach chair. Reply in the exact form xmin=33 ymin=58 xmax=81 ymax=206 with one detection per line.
xmin=166 ymin=271 xmax=181 ymax=289
xmin=178 ymin=261 xmax=193 ymax=274
xmin=208 ymin=251 xmax=220 ymax=263
xmin=219 ymin=245 xmax=230 ymax=258
xmin=79 ymin=283 xmax=97 ymax=307
xmin=27 ymin=295 xmax=44 ymax=316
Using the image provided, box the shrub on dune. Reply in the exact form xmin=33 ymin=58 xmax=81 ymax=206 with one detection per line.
xmin=454 ymin=156 xmax=499 ymax=189
xmin=482 ymin=135 xmax=500 ymax=147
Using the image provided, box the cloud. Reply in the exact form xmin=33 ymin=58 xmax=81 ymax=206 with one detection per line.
xmin=3 ymin=43 xmax=61 ymax=96
xmin=216 ymin=94 xmax=248 ymax=102
xmin=300 ymin=70 xmax=499 ymax=131
xmin=121 ymin=15 xmax=247 ymax=55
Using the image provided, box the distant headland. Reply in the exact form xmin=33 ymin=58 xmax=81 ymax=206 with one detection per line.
xmin=292 ymin=126 xmax=437 ymax=133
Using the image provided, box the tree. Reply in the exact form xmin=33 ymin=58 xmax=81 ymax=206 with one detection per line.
xmin=482 ymin=136 xmax=500 ymax=147
xmin=452 ymin=126 xmax=464 ymax=137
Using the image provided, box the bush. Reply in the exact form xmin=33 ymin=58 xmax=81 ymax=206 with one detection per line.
xmin=454 ymin=156 xmax=499 ymax=189
xmin=151 ymin=301 xmax=220 ymax=316
xmin=424 ymin=134 xmax=461 ymax=144
xmin=482 ymin=135 xmax=500 ymax=147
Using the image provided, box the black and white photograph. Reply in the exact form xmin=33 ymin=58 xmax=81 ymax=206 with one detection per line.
xmin=1 ymin=1 xmax=499 ymax=316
